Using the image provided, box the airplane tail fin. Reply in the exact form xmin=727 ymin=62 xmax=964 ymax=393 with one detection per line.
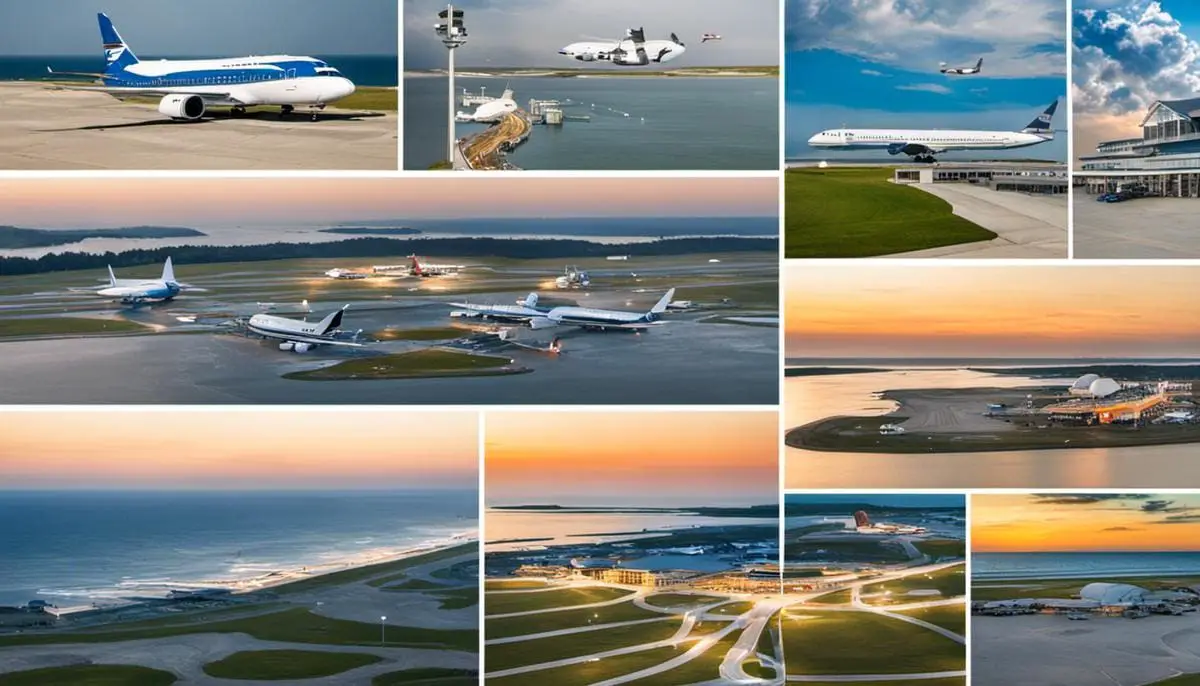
xmin=650 ymin=288 xmax=676 ymax=315
xmin=976 ymin=57 xmax=983 ymax=69
xmin=317 ymin=305 xmax=349 ymax=335
xmin=1021 ymin=100 xmax=1058 ymax=134
xmin=671 ymin=32 xmax=684 ymax=46
xmin=409 ymin=254 xmax=423 ymax=276
xmin=107 ymin=265 xmax=117 ymax=286
xmin=98 ymin=13 xmax=139 ymax=72
xmin=160 ymin=257 xmax=175 ymax=283
xmin=523 ymin=293 xmax=539 ymax=308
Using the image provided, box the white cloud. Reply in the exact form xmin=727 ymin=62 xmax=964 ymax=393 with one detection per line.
xmin=861 ymin=69 xmax=887 ymax=76
xmin=896 ymin=83 xmax=952 ymax=94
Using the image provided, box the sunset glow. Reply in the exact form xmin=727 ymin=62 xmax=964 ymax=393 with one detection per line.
xmin=974 ymin=494 xmax=1200 ymax=552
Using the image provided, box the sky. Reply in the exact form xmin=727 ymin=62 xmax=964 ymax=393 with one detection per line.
xmin=404 ymin=0 xmax=780 ymax=70
xmin=486 ymin=411 xmax=778 ymax=507
xmin=786 ymin=263 xmax=1200 ymax=358
xmin=786 ymin=494 xmax=965 ymax=508
xmin=974 ymin=493 xmax=1200 ymax=552
xmin=1074 ymin=1 xmax=1200 ymax=167
xmin=0 ymin=1 xmax=397 ymax=56
xmin=0 ymin=178 xmax=778 ymax=228
xmin=785 ymin=0 xmax=1068 ymax=161
xmin=0 ymin=411 xmax=478 ymax=490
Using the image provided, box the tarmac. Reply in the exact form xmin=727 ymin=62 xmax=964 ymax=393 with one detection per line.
xmin=890 ymin=184 xmax=1068 ymax=258
xmin=1074 ymin=195 xmax=1200 ymax=259
xmin=0 ymin=82 xmax=397 ymax=170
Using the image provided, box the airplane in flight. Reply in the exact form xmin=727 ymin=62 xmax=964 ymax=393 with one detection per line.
xmin=456 ymin=87 xmax=517 ymax=122
xmin=559 ymin=28 xmax=686 ymax=66
xmin=48 ymin=13 xmax=356 ymax=122
xmin=807 ymin=100 xmax=1059 ymax=163
xmin=409 ymin=255 xmax=464 ymax=277
xmin=940 ymin=57 xmax=983 ymax=75
xmin=449 ymin=293 xmax=546 ymax=323
xmin=89 ymin=257 xmax=203 ymax=304
xmin=245 ymin=305 xmax=364 ymax=353
xmin=529 ymin=288 xmax=674 ymax=331
xmin=325 ymin=268 xmax=368 ymax=280
xmin=701 ymin=33 xmax=722 ymax=43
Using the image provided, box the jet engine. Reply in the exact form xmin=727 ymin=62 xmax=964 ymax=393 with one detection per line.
xmin=279 ymin=342 xmax=295 ymax=351
xmin=528 ymin=317 xmax=557 ymax=330
xmin=158 ymin=94 xmax=205 ymax=121
xmin=575 ymin=53 xmax=596 ymax=62
xmin=293 ymin=343 xmax=313 ymax=353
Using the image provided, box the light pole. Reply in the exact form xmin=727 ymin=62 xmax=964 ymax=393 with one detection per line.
xmin=436 ymin=4 xmax=468 ymax=164
xmin=380 ymin=615 xmax=387 ymax=646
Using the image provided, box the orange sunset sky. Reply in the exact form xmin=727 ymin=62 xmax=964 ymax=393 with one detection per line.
xmin=786 ymin=263 xmax=1200 ymax=358
xmin=0 ymin=411 xmax=478 ymax=489
xmin=974 ymin=494 xmax=1200 ymax=552
xmin=486 ymin=411 xmax=778 ymax=507
xmin=0 ymin=177 xmax=777 ymax=227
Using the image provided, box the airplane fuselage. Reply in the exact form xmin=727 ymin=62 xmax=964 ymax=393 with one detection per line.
xmin=246 ymin=314 xmax=328 ymax=339
xmin=102 ymin=55 xmax=355 ymax=107
xmin=808 ymin=128 xmax=1051 ymax=153
xmin=559 ymin=39 xmax=685 ymax=65
xmin=547 ymin=306 xmax=653 ymax=328
xmin=98 ymin=280 xmax=179 ymax=303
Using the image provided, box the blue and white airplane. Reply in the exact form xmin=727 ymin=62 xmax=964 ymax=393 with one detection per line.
xmin=93 ymin=257 xmax=204 ymax=304
xmin=530 ymin=288 xmax=675 ymax=331
xmin=449 ymin=293 xmax=547 ymax=323
xmin=49 ymin=13 xmax=357 ymax=122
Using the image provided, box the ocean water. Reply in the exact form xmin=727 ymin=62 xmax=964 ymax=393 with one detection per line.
xmin=0 ymin=490 xmax=476 ymax=607
xmin=486 ymin=509 xmax=777 ymax=552
xmin=974 ymin=552 xmax=1200 ymax=580
xmin=404 ymin=75 xmax=779 ymax=170
xmin=0 ymin=55 xmax=398 ymax=87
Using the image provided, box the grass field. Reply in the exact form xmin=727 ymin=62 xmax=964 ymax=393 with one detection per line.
xmin=487 ymin=646 xmax=682 ymax=686
xmin=622 ymin=632 xmax=742 ymax=685
xmin=896 ymin=603 xmax=967 ymax=635
xmin=970 ymin=575 xmax=1200 ymax=602
xmin=336 ymin=87 xmax=398 ymax=112
xmin=202 ymin=649 xmax=381 ymax=680
xmin=1147 ymin=675 xmax=1200 ymax=685
xmin=710 ymin=601 xmax=755 ymax=615
xmin=0 ymin=665 xmax=177 ymax=685
xmin=284 ymin=349 xmax=516 ymax=381
xmin=808 ymin=589 xmax=852 ymax=605
xmin=914 ymin=539 xmax=967 ymax=559
xmin=372 ymin=327 xmax=466 ymax=341
xmin=862 ymin=565 xmax=966 ymax=605
xmin=486 ymin=602 xmax=666 ymax=639
xmin=796 ymin=680 xmax=963 ymax=686
xmin=643 ymin=593 xmax=726 ymax=609
xmin=378 ymin=578 xmax=447 ymax=591
xmin=486 ymin=579 xmax=549 ymax=591
xmin=436 ymin=587 xmax=479 ymax=610
xmin=485 ymin=620 xmax=682 ymax=671
xmin=784 ymin=168 xmax=996 ymax=258
xmin=0 ymin=317 xmax=148 ymax=338
xmin=485 ymin=586 xmax=632 ymax=616
xmin=277 ymin=544 xmax=472 ymax=593
xmin=782 ymin=610 xmax=964 ymax=675
xmin=371 ymin=668 xmax=478 ymax=685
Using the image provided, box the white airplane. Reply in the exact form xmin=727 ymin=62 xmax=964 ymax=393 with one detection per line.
xmin=325 ymin=268 xmax=368 ymax=280
xmin=456 ymin=87 xmax=517 ymax=122
xmin=409 ymin=255 xmax=464 ymax=277
xmin=48 ymin=13 xmax=355 ymax=122
xmin=559 ymin=28 xmax=686 ymax=66
xmin=555 ymin=266 xmax=591 ymax=289
xmin=807 ymin=100 xmax=1059 ymax=163
xmin=940 ymin=57 xmax=983 ymax=75
xmin=529 ymin=288 xmax=674 ymax=331
xmin=666 ymin=300 xmax=694 ymax=311
xmin=701 ymin=33 xmax=722 ymax=43
xmin=245 ymin=305 xmax=363 ymax=353
xmin=89 ymin=257 xmax=204 ymax=304
xmin=449 ymin=293 xmax=546 ymax=322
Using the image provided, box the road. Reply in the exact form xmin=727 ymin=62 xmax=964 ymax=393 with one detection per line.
xmin=463 ymin=112 xmax=531 ymax=170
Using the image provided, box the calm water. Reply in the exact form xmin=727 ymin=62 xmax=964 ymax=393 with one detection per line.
xmin=486 ymin=509 xmax=776 ymax=552
xmin=0 ymin=490 xmax=476 ymax=607
xmin=785 ymin=368 xmax=1200 ymax=488
xmin=974 ymin=552 xmax=1200 ymax=580
xmin=0 ymin=55 xmax=398 ymax=87
xmin=404 ymin=76 xmax=779 ymax=170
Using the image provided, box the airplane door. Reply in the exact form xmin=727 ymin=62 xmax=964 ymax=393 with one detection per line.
xmin=285 ymin=68 xmax=298 ymax=91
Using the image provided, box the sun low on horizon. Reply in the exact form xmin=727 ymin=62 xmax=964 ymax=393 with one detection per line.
xmin=486 ymin=411 xmax=778 ymax=507
xmin=973 ymin=493 xmax=1200 ymax=553
xmin=0 ymin=410 xmax=478 ymax=490
xmin=786 ymin=263 xmax=1200 ymax=358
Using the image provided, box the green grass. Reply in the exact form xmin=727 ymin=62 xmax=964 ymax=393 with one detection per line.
xmin=808 ymin=589 xmax=852 ymax=605
xmin=0 ymin=317 xmax=148 ymax=338
xmin=486 ymin=602 xmax=666 ymax=640
xmin=371 ymin=668 xmax=478 ymax=685
xmin=896 ymin=603 xmax=966 ymax=635
xmin=76 ymin=602 xmax=288 ymax=632
xmin=378 ymin=578 xmax=446 ymax=590
xmin=970 ymin=575 xmax=1200 ymax=602
xmin=373 ymin=327 xmax=466 ymax=341
xmin=710 ymin=601 xmax=755 ymax=615
xmin=674 ymin=281 xmax=779 ymax=307
xmin=797 ymin=680 xmax=964 ymax=686
xmin=784 ymin=167 xmax=997 ymax=258
xmin=486 ymin=646 xmax=682 ymax=686
xmin=0 ymin=665 xmax=177 ymax=685
xmin=486 ymin=619 xmax=682 ymax=672
xmin=436 ymin=587 xmax=479 ymax=610
xmin=861 ymin=565 xmax=966 ymax=605
xmin=743 ymin=659 xmax=777 ymax=679
xmin=284 ymin=349 xmax=515 ymax=380
xmin=1149 ymin=675 xmax=1200 ymax=685
xmin=782 ymin=610 xmax=964 ymax=675
xmin=336 ymin=87 xmax=398 ymax=112
xmin=485 ymin=586 xmax=632 ymax=616
xmin=643 ymin=593 xmax=726 ymax=609
xmin=0 ymin=607 xmax=475 ymax=651
xmin=432 ymin=560 xmax=478 ymax=582
xmin=622 ymin=632 xmax=742 ymax=685
xmin=486 ymin=579 xmax=548 ymax=591
xmin=202 ymin=649 xmax=381 ymax=680
xmin=914 ymin=539 xmax=967 ymax=559
xmin=686 ymin=618 xmax=732 ymax=636
xmin=278 ymin=544 xmax=473 ymax=593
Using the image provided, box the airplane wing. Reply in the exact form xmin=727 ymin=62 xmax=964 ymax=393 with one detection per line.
xmin=887 ymin=142 xmax=944 ymax=156
xmin=269 ymin=332 xmax=365 ymax=347
xmin=48 ymin=84 xmax=241 ymax=102
xmin=629 ymin=27 xmax=649 ymax=64
xmin=551 ymin=317 xmax=664 ymax=330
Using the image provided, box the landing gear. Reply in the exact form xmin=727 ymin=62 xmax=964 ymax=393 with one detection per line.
xmin=280 ymin=105 xmax=294 ymax=119
xmin=309 ymin=104 xmax=327 ymax=122
xmin=913 ymin=155 xmax=937 ymax=164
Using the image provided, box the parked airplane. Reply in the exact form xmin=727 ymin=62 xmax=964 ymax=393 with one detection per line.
xmin=325 ymin=268 xmax=368 ymax=280
xmin=245 ymin=305 xmax=363 ymax=353
xmin=48 ymin=13 xmax=356 ymax=122
xmin=806 ymin=100 xmax=1058 ymax=163
xmin=92 ymin=257 xmax=203 ymax=304
xmin=940 ymin=57 xmax=983 ymax=75
xmin=456 ymin=87 xmax=517 ymax=122
xmin=410 ymin=255 xmax=464 ymax=277
xmin=529 ymin=288 xmax=674 ymax=331
xmin=559 ymin=28 xmax=686 ymax=66
xmin=555 ymin=266 xmax=591 ymax=289
xmin=701 ymin=33 xmax=722 ymax=43
xmin=449 ymin=293 xmax=545 ymax=322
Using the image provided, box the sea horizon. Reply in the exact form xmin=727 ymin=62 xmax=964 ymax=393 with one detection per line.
xmin=974 ymin=551 xmax=1200 ymax=581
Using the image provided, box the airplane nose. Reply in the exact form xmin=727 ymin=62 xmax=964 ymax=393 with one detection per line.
xmin=807 ymin=134 xmax=821 ymax=145
xmin=559 ymin=49 xmax=571 ymax=55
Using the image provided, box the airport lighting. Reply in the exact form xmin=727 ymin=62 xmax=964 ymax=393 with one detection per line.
xmin=380 ymin=615 xmax=387 ymax=646
xmin=436 ymin=4 xmax=468 ymax=164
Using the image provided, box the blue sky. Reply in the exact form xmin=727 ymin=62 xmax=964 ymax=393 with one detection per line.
xmin=0 ymin=1 xmax=397 ymax=56
xmin=1074 ymin=1 xmax=1200 ymax=166
xmin=785 ymin=0 xmax=1068 ymax=161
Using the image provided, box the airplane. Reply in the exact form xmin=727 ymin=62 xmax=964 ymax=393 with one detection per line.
xmin=701 ymin=33 xmax=722 ymax=43
xmin=47 ymin=13 xmax=356 ymax=122
xmin=559 ymin=28 xmax=686 ymax=66
xmin=806 ymin=100 xmax=1059 ymax=163
xmin=449 ymin=293 xmax=546 ymax=323
xmin=666 ymin=299 xmax=694 ymax=311
xmin=91 ymin=257 xmax=204 ymax=304
xmin=456 ymin=87 xmax=517 ymax=122
xmin=325 ymin=268 xmax=368 ymax=280
xmin=245 ymin=305 xmax=364 ymax=353
xmin=555 ymin=266 xmax=591 ymax=289
xmin=529 ymin=288 xmax=674 ymax=331
xmin=940 ymin=57 xmax=983 ymax=75
xmin=409 ymin=255 xmax=464 ymax=277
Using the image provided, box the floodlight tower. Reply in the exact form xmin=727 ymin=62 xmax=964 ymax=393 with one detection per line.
xmin=436 ymin=4 xmax=468 ymax=164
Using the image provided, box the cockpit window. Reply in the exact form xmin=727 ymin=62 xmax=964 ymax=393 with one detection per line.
xmin=316 ymin=68 xmax=344 ymax=77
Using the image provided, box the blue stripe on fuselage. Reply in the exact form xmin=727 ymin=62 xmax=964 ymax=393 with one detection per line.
xmin=102 ymin=60 xmax=326 ymax=88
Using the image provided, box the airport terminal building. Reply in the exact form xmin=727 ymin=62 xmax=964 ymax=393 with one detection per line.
xmin=1078 ymin=97 xmax=1200 ymax=196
